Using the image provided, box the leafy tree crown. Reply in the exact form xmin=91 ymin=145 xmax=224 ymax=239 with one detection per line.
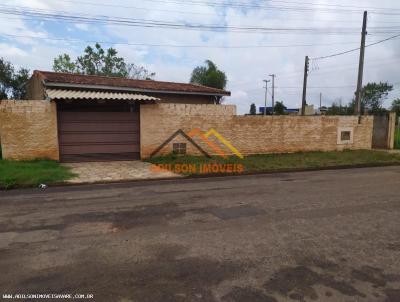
xmin=0 ymin=57 xmax=30 ymax=99
xmin=53 ymin=43 xmax=155 ymax=80
xmin=190 ymin=60 xmax=227 ymax=90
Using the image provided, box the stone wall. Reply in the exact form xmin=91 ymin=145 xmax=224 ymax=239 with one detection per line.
xmin=0 ymin=102 xmax=375 ymax=162
xmin=0 ymin=100 xmax=59 ymax=160
xmin=140 ymin=103 xmax=374 ymax=158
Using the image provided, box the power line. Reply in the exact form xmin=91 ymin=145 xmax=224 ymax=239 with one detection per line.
xmin=3 ymin=4 xmax=400 ymax=35
xmin=42 ymin=0 xmax=400 ymax=18
xmin=277 ymin=85 xmax=356 ymax=89
xmin=41 ymin=0 xmax=221 ymax=17
xmin=308 ymin=57 xmax=400 ymax=76
xmin=2 ymin=5 xmax=400 ymax=36
xmin=0 ymin=34 xmax=369 ymax=49
xmin=232 ymin=67 xmax=400 ymax=88
xmin=77 ymin=0 xmax=400 ymax=12
xmin=232 ymin=57 xmax=400 ymax=88
xmin=34 ymin=0 xmax=400 ymax=25
xmin=262 ymin=0 xmax=400 ymax=11
xmin=0 ymin=7 xmax=365 ymax=34
xmin=136 ymin=0 xmax=400 ymax=15
xmin=311 ymin=32 xmax=400 ymax=60
xmin=235 ymin=82 xmax=400 ymax=97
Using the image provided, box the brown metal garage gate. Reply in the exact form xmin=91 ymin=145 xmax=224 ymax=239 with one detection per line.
xmin=57 ymin=102 xmax=140 ymax=162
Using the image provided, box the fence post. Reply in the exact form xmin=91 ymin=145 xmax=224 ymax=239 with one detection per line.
xmin=387 ymin=112 xmax=396 ymax=149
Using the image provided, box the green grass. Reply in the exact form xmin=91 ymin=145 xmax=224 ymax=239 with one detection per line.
xmin=395 ymin=128 xmax=400 ymax=149
xmin=146 ymin=150 xmax=400 ymax=175
xmin=0 ymin=160 xmax=76 ymax=189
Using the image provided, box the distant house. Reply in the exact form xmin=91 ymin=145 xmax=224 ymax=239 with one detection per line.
xmin=301 ymin=105 xmax=315 ymax=116
xmin=318 ymin=106 xmax=328 ymax=115
xmin=285 ymin=108 xmax=300 ymax=115
xmin=258 ymin=105 xmax=316 ymax=116
xmin=259 ymin=106 xmax=274 ymax=115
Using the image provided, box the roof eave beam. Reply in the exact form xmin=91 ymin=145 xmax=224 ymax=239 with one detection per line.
xmin=44 ymin=82 xmax=230 ymax=97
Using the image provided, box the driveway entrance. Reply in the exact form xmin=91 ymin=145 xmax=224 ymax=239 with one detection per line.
xmin=57 ymin=101 xmax=140 ymax=162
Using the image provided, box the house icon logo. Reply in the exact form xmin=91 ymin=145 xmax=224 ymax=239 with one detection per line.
xmin=150 ymin=128 xmax=243 ymax=159
xmin=150 ymin=129 xmax=211 ymax=158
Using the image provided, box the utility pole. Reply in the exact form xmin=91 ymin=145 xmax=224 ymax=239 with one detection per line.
xmin=263 ymin=80 xmax=270 ymax=116
xmin=301 ymin=56 xmax=309 ymax=116
xmin=269 ymin=74 xmax=276 ymax=115
xmin=355 ymin=11 xmax=368 ymax=116
xmin=319 ymin=92 xmax=322 ymax=110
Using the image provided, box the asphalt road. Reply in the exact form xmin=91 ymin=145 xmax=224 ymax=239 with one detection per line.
xmin=1 ymin=167 xmax=400 ymax=302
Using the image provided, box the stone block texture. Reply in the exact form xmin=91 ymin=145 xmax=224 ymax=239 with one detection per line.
xmin=140 ymin=103 xmax=374 ymax=158
xmin=0 ymin=100 xmax=59 ymax=160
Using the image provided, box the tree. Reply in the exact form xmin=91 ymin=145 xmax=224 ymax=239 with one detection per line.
xmin=391 ymin=99 xmax=400 ymax=122
xmin=326 ymin=102 xmax=344 ymax=115
xmin=190 ymin=60 xmax=227 ymax=90
xmin=249 ymin=103 xmax=257 ymax=115
xmin=53 ymin=43 xmax=155 ymax=80
xmin=274 ymin=101 xmax=286 ymax=115
xmin=53 ymin=54 xmax=77 ymax=73
xmin=328 ymin=82 xmax=393 ymax=115
xmin=358 ymin=82 xmax=393 ymax=114
xmin=0 ymin=58 xmax=30 ymax=100
xmin=326 ymin=97 xmax=354 ymax=115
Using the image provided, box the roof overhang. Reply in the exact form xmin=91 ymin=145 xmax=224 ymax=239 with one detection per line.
xmin=44 ymin=82 xmax=230 ymax=97
xmin=45 ymin=88 xmax=159 ymax=102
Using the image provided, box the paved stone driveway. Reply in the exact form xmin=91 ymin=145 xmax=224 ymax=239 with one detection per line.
xmin=64 ymin=161 xmax=180 ymax=184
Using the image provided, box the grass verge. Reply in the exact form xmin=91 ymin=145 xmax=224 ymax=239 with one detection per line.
xmin=0 ymin=159 xmax=76 ymax=189
xmin=146 ymin=150 xmax=400 ymax=176
xmin=395 ymin=128 xmax=400 ymax=149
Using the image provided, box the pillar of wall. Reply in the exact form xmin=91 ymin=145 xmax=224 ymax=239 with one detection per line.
xmin=0 ymin=100 xmax=59 ymax=160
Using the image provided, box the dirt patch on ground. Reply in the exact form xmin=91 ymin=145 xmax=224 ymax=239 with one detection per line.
xmin=351 ymin=266 xmax=388 ymax=288
xmin=14 ymin=244 xmax=248 ymax=302
xmin=299 ymin=257 xmax=341 ymax=272
xmin=386 ymin=242 xmax=400 ymax=251
xmin=61 ymin=202 xmax=189 ymax=231
xmin=264 ymin=265 xmax=365 ymax=300
xmin=61 ymin=203 xmax=270 ymax=232
xmin=131 ymin=257 xmax=243 ymax=302
xmin=384 ymin=289 xmax=400 ymax=302
xmin=208 ymin=205 xmax=266 ymax=220
xmin=61 ymin=222 xmax=117 ymax=237
xmin=221 ymin=287 xmax=277 ymax=302
xmin=1 ymin=202 xmax=216 ymax=234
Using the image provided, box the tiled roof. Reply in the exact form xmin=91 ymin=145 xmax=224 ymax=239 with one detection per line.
xmin=34 ymin=70 xmax=230 ymax=96
xmin=45 ymin=88 xmax=159 ymax=102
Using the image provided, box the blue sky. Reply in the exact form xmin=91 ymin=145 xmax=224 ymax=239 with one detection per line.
xmin=1 ymin=0 xmax=400 ymax=113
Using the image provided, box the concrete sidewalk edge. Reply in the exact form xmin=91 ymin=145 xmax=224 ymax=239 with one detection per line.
xmin=2 ymin=162 xmax=400 ymax=192
xmin=43 ymin=162 xmax=400 ymax=188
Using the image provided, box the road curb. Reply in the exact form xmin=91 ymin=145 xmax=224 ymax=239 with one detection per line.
xmin=2 ymin=162 xmax=400 ymax=191
xmin=46 ymin=162 xmax=400 ymax=187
